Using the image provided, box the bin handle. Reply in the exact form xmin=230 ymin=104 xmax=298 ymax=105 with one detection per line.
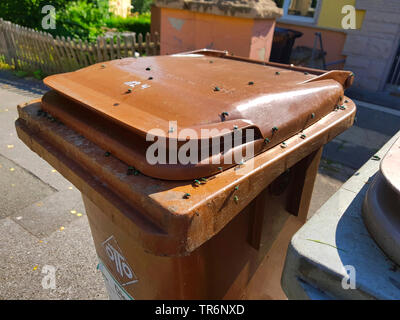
xmin=300 ymin=70 xmax=354 ymax=90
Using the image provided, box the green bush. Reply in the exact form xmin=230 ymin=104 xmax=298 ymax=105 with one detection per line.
xmin=47 ymin=0 xmax=111 ymax=41
xmin=105 ymin=13 xmax=151 ymax=36
xmin=0 ymin=0 xmax=70 ymax=29
xmin=0 ymin=0 xmax=110 ymax=41
xmin=132 ymin=0 xmax=153 ymax=14
xmin=0 ymin=0 xmax=152 ymax=42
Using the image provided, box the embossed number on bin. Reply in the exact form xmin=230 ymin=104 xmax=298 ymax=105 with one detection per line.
xmin=102 ymin=235 xmax=138 ymax=286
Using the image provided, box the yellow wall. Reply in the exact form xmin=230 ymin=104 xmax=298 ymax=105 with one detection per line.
xmin=317 ymin=0 xmax=365 ymax=30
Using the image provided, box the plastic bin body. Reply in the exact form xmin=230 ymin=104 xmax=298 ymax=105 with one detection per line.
xmin=15 ymin=50 xmax=356 ymax=299
xmin=83 ymin=151 xmax=316 ymax=299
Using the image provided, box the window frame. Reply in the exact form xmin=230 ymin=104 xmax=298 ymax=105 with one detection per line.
xmin=278 ymin=0 xmax=322 ymax=25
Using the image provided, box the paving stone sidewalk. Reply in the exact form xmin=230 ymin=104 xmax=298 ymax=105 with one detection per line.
xmin=0 ymin=71 xmax=107 ymax=299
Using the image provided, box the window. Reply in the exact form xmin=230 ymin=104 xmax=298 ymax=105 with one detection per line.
xmin=274 ymin=0 xmax=320 ymax=23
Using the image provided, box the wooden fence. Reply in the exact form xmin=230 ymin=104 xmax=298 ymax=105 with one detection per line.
xmin=0 ymin=18 xmax=160 ymax=75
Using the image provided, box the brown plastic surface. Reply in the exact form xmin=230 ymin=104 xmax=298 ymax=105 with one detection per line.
xmin=42 ymin=49 xmax=354 ymax=180
xmin=16 ymin=98 xmax=354 ymax=298
xmin=16 ymin=51 xmax=357 ymax=298
xmin=16 ymin=98 xmax=356 ymax=256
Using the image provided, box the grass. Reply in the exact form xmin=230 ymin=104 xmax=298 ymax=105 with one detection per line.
xmin=0 ymin=58 xmax=13 ymax=70
xmin=10 ymin=68 xmax=46 ymax=80
xmin=0 ymin=55 xmax=46 ymax=80
xmin=306 ymin=239 xmax=346 ymax=252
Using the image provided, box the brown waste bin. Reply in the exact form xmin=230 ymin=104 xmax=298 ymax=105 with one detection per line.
xmin=16 ymin=49 xmax=356 ymax=299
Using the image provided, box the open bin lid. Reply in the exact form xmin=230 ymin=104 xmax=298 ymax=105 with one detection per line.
xmin=42 ymin=49 xmax=354 ymax=180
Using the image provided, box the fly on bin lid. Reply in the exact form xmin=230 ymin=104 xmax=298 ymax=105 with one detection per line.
xmin=42 ymin=49 xmax=354 ymax=180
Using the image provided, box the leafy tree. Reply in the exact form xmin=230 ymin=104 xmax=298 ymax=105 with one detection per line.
xmin=49 ymin=0 xmax=111 ymax=41
xmin=0 ymin=0 xmax=69 ymax=29
xmin=0 ymin=0 xmax=151 ymax=42
xmin=132 ymin=0 xmax=153 ymax=13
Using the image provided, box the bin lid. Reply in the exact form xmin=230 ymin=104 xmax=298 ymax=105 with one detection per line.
xmin=42 ymin=49 xmax=354 ymax=180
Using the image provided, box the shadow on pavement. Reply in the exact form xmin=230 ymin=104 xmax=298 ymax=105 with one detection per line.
xmin=0 ymin=70 xmax=49 ymax=97
xmin=323 ymin=107 xmax=400 ymax=171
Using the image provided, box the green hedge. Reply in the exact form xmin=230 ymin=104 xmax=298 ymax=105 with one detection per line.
xmin=105 ymin=13 xmax=151 ymax=36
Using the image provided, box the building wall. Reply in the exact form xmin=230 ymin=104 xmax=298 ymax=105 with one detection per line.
xmin=276 ymin=0 xmax=366 ymax=69
xmin=276 ymin=0 xmax=400 ymax=92
xmin=343 ymin=0 xmax=400 ymax=91
xmin=317 ymin=0 xmax=365 ymax=30
xmin=277 ymin=22 xmax=347 ymax=69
